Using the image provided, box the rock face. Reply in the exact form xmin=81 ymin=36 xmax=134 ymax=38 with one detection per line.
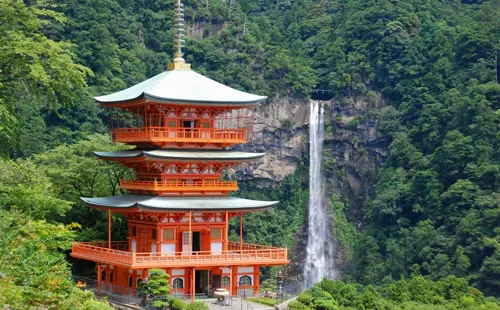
xmin=232 ymin=96 xmax=387 ymax=276
xmin=231 ymin=98 xmax=309 ymax=187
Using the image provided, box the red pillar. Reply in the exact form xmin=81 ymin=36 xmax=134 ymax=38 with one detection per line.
xmin=97 ymin=264 xmax=101 ymax=296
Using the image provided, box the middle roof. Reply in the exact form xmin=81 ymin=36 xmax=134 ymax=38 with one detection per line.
xmin=95 ymin=149 xmax=265 ymax=162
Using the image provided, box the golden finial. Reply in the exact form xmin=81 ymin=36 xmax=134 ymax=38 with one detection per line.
xmin=168 ymin=0 xmax=191 ymax=70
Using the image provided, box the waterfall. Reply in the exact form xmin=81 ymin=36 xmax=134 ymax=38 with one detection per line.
xmin=304 ymin=101 xmax=337 ymax=288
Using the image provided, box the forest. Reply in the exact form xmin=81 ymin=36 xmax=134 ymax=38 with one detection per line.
xmin=0 ymin=0 xmax=499 ymax=308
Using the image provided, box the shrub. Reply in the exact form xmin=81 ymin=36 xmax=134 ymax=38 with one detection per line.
xmin=185 ymin=301 xmax=208 ymax=310
xmin=171 ymin=298 xmax=185 ymax=310
xmin=288 ymin=301 xmax=313 ymax=310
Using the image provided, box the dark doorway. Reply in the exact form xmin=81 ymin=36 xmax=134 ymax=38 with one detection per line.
xmin=183 ymin=120 xmax=192 ymax=128
xmin=192 ymin=232 xmax=201 ymax=252
xmin=213 ymin=275 xmax=221 ymax=289
xmin=195 ymin=270 xmax=209 ymax=294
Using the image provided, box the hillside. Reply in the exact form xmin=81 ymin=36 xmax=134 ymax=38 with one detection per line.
xmin=0 ymin=0 xmax=499 ymax=308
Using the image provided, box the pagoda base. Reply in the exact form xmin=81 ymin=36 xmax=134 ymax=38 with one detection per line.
xmin=90 ymin=264 xmax=261 ymax=299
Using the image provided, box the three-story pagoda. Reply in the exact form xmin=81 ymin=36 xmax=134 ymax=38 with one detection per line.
xmin=71 ymin=0 xmax=289 ymax=300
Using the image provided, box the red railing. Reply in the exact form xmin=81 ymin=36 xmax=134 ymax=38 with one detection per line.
xmin=71 ymin=241 xmax=288 ymax=268
xmin=120 ymin=179 xmax=238 ymax=193
xmin=227 ymin=241 xmax=277 ymax=251
xmin=71 ymin=242 xmax=133 ymax=265
xmin=112 ymin=127 xmax=247 ymax=145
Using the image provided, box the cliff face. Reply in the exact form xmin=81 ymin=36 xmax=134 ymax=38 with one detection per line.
xmin=231 ymin=98 xmax=309 ymax=187
xmin=232 ymin=97 xmax=387 ymax=275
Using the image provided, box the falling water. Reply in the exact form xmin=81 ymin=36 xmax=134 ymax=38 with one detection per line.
xmin=304 ymin=101 xmax=337 ymax=288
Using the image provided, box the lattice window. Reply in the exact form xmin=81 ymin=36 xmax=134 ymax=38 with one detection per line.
xmin=239 ymin=275 xmax=251 ymax=286
xmin=222 ymin=276 xmax=230 ymax=287
xmin=173 ymin=278 xmax=184 ymax=289
xmin=211 ymin=228 xmax=221 ymax=240
xmin=163 ymin=229 xmax=174 ymax=241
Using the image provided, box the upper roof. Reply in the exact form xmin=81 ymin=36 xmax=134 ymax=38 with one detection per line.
xmin=81 ymin=195 xmax=278 ymax=212
xmin=95 ymin=70 xmax=267 ymax=106
xmin=94 ymin=149 xmax=265 ymax=162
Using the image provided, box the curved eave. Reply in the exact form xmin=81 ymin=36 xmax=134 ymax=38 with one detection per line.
xmin=94 ymin=151 xmax=144 ymax=159
xmin=144 ymin=93 xmax=267 ymax=106
xmin=93 ymin=150 xmax=266 ymax=162
xmin=96 ymin=94 xmax=266 ymax=107
xmin=81 ymin=196 xmax=279 ymax=212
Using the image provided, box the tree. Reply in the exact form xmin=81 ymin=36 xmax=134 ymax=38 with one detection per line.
xmin=140 ymin=268 xmax=171 ymax=308
xmin=0 ymin=0 xmax=91 ymax=155
xmin=0 ymin=209 xmax=112 ymax=309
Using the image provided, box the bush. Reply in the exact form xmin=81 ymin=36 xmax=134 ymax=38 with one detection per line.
xmin=185 ymin=301 xmax=208 ymax=310
xmin=288 ymin=301 xmax=313 ymax=310
xmin=171 ymin=298 xmax=185 ymax=310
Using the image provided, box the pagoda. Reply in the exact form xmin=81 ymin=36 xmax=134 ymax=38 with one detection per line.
xmin=71 ymin=0 xmax=288 ymax=300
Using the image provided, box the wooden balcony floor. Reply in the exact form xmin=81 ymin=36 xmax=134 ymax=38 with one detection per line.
xmin=112 ymin=127 xmax=248 ymax=146
xmin=71 ymin=241 xmax=289 ymax=269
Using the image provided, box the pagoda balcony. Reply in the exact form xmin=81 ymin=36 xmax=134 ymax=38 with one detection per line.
xmin=119 ymin=179 xmax=238 ymax=195
xmin=71 ymin=241 xmax=288 ymax=269
xmin=112 ymin=127 xmax=247 ymax=146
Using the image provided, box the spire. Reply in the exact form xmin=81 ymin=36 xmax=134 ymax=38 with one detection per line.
xmin=168 ymin=0 xmax=191 ymax=70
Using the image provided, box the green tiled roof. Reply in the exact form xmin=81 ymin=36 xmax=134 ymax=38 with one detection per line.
xmin=81 ymin=195 xmax=278 ymax=211
xmin=95 ymin=70 xmax=266 ymax=105
xmin=94 ymin=149 xmax=265 ymax=162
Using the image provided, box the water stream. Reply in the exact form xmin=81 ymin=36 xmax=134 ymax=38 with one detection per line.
xmin=303 ymin=101 xmax=337 ymax=288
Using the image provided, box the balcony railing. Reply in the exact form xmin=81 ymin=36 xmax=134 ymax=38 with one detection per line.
xmin=120 ymin=179 xmax=238 ymax=194
xmin=112 ymin=127 xmax=247 ymax=145
xmin=71 ymin=241 xmax=288 ymax=268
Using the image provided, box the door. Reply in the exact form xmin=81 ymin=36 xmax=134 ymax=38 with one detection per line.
xmin=131 ymin=240 xmax=137 ymax=253
xmin=139 ymin=229 xmax=148 ymax=252
xmin=213 ymin=275 xmax=221 ymax=289
xmin=182 ymin=231 xmax=190 ymax=254
xmin=192 ymin=232 xmax=201 ymax=252
xmin=195 ymin=270 xmax=209 ymax=294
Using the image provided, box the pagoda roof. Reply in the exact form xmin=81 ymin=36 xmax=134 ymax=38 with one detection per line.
xmin=81 ymin=195 xmax=278 ymax=212
xmin=94 ymin=149 xmax=265 ymax=162
xmin=95 ymin=70 xmax=267 ymax=106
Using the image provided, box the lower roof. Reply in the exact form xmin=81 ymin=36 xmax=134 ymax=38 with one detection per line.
xmin=81 ymin=195 xmax=278 ymax=212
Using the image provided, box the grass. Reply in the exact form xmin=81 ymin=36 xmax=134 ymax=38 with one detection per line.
xmin=248 ymin=297 xmax=279 ymax=306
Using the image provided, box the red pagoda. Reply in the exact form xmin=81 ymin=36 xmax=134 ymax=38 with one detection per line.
xmin=70 ymin=0 xmax=289 ymax=300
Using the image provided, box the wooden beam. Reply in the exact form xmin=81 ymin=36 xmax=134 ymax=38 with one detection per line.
xmin=239 ymin=214 xmax=243 ymax=252
xmin=97 ymin=264 xmax=101 ymax=296
xmin=108 ymin=210 xmax=112 ymax=249
xmin=189 ymin=211 xmax=192 ymax=254
xmin=192 ymin=267 xmax=196 ymax=302
xmin=225 ymin=210 xmax=229 ymax=250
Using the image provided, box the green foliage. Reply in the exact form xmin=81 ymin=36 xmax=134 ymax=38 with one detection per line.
xmin=171 ymin=297 xmax=186 ymax=310
xmin=260 ymin=279 xmax=278 ymax=294
xmin=0 ymin=0 xmax=92 ymax=156
xmin=248 ymin=297 xmax=279 ymax=306
xmin=185 ymin=301 xmax=209 ymax=310
xmin=329 ymin=195 xmax=358 ymax=260
xmin=0 ymin=210 xmax=111 ymax=309
xmin=141 ymin=268 xmax=170 ymax=307
xmin=0 ymin=159 xmax=72 ymax=220
xmin=292 ymin=277 xmax=500 ymax=310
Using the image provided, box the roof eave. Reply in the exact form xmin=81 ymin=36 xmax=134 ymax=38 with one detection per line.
xmin=144 ymin=93 xmax=267 ymax=106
